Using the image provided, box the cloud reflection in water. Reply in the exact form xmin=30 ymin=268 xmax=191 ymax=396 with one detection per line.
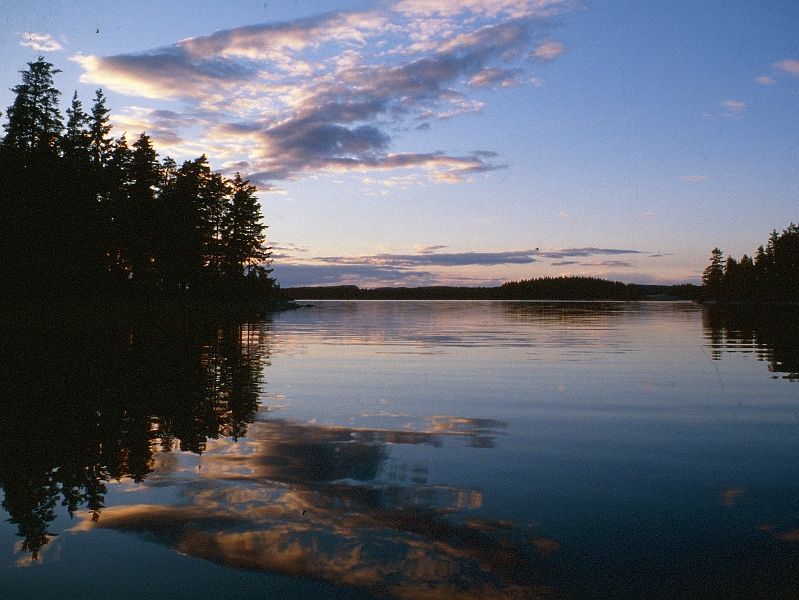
xmin=77 ymin=413 xmax=558 ymax=599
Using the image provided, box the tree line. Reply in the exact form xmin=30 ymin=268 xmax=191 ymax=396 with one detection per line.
xmin=701 ymin=223 xmax=799 ymax=302
xmin=0 ymin=57 xmax=276 ymax=307
xmin=285 ymin=277 xmax=700 ymax=301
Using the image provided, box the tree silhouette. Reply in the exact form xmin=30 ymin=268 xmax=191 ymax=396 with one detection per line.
xmin=0 ymin=59 xmax=277 ymax=308
xmin=223 ymin=173 xmax=271 ymax=280
xmin=2 ymin=57 xmax=62 ymax=153
xmin=700 ymin=225 xmax=799 ymax=302
xmin=126 ymin=133 xmax=162 ymax=290
xmin=701 ymin=247 xmax=724 ymax=301
xmin=63 ymin=91 xmax=90 ymax=164
xmin=88 ymin=89 xmax=113 ymax=169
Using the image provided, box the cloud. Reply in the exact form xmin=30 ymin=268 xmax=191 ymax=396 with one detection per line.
xmin=755 ymin=59 xmax=799 ymax=87
xmin=418 ymin=245 xmax=449 ymax=254
xmin=537 ymin=247 xmax=643 ymax=259
xmin=394 ymin=0 xmax=570 ymax=19
xmin=270 ymin=245 xmax=644 ymax=286
xmin=271 ymin=261 xmax=434 ymax=287
xmin=110 ymin=106 xmax=200 ymax=150
xmin=774 ymin=59 xmax=799 ymax=77
xmin=720 ymin=100 xmax=745 ymax=118
xmin=468 ymin=67 xmax=521 ymax=88
xmin=578 ymin=260 xmax=634 ymax=268
xmin=315 ymin=249 xmax=541 ymax=268
xmin=529 ymin=40 xmax=564 ymax=62
xmin=271 ymin=247 xmax=542 ymax=286
xmin=19 ymin=32 xmax=63 ymax=52
xmin=71 ymin=0 xmax=571 ymax=185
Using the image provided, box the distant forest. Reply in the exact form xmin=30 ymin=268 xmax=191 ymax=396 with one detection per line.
xmin=285 ymin=278 xmax=701 ymax=301
xmin=700 ymin=224 xmax=799 ymax=303
xmin=0 ymin=57 xmax=277 ymax=308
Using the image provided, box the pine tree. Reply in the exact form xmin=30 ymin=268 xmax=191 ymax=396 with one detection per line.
xmin=202 ymin=171 xmax=232 ymax=276
xmin=222 ymin=173 xmax=270 ymax=279
xmin=0 ymin=57 xmax=64 ymax=296
xmin=701 ymin=248 xmax=724 ymax=300
xmin=63 ymin=92 xmax=90 ymax=164
xmin=126 ymin=133 xmax=162 ymax=289
xmin=88 ymin=90 xmax=113 ymax=169
xmin=105 ymin=135 xmax=134 ymax=282
xmin=2 ymin=57 xmax=63 ymax=154
xmin=158 ymin=155 xmax=215 ymax=292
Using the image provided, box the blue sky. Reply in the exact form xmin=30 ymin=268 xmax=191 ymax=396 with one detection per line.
xmin=2 ymin=0 xmax=797 ymax=287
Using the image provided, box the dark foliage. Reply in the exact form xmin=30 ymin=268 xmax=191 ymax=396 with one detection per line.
xmin=702 ymin=304 xmax=799 ymax=380
xmin=495 ymin=276 xmax=643 ymax=300
xmin=0 ymin=58 xmax=277 ymax=309
xmin=284 ymin=278 xmax=699 ymax=301
xmin=0 ymin=306 xmax=268 ymax=558
xmin=699 ymin=224 xmax=799 ymax=303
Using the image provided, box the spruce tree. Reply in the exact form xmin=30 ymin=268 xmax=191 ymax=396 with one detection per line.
xmin=63 ymin=92 xmax=90 ymax=164
xmin=1 ymin=57 xmax=64 ymax=296
xmin=127 ymin=133 xmax=162 ymax=289
xmin=701 ymin=248 xmax=724 ymax=300
xmin=223 ymin=173 xmax=270 ymax=279
xmin=88 ymin=90 xmax=113 ymax=169
xmin=2 ymin=57 xmax=63 ymax=153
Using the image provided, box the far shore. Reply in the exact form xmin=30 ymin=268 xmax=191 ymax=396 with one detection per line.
xmin=282 ymin=280 xmax=701 ymax=302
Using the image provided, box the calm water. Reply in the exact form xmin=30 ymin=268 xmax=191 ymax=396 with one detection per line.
xmin=1 ymin=301 xmax=798 ymax=599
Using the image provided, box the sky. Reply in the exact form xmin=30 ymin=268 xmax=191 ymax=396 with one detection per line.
xmin=2 ymin=0 xmax=797 ymax=288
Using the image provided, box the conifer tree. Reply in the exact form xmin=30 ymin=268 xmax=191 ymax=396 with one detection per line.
xmin=2 ymin=57 xmax=63 ymax=153
xmin=88 ymin=90 xmax=113 ymax=169
xmin=105 ymin=135 xmax=134 ymax=281
xmin=1 ymin=57 xmax=64 ymax=296
xmin=126 ymin=133 xmax=162 ymax=289
xmin=701 ymin=248 xmax=724 ymax=300
xmin=63 ymin=92 xmax=90 ymax=164
xmin=223 ymin=173 xmax=270 ymax=279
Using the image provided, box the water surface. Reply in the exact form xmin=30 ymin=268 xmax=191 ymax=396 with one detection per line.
xmin=1 ymin=301 xmax=798 ymax=599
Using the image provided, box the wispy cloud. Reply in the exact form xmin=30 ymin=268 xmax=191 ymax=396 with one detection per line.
xmin=774 ymin=59 xmax=799 ymax=77
xmin=755 ymin=59 xmax=799 ymax=86
xmin=272 ymin=245 xmax=643 ymax=287
xmin=720 ymin=100 xmax=745 ymax=118
xmin=536 ymin=247 xmax=643 ymax=259
xmin=70 ymin=0 xmax=571 ymax=188
xmin=529 ymin=40 xmax=564 ymax=62
xmin=315 ymin=249 xmax=541 ymax=268
xmin=577 ymin=260 xmax=634 ymax=268
xmin=468 ymin=67 xmax=522 ymax=88
xmin=19 ymin=32 xmax=63 ymax=52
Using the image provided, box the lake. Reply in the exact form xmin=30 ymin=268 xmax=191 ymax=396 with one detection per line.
xmin=1 ymin=300 xmax=798 ymax=599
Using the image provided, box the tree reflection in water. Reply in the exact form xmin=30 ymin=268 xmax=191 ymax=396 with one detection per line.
xmin=702 ymin=305 xmax=799 ymax=380
xmin=0 ymin=308 xmax=558 ymax=599
xmin=0 ymin=308 xmax=267 ymax=558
